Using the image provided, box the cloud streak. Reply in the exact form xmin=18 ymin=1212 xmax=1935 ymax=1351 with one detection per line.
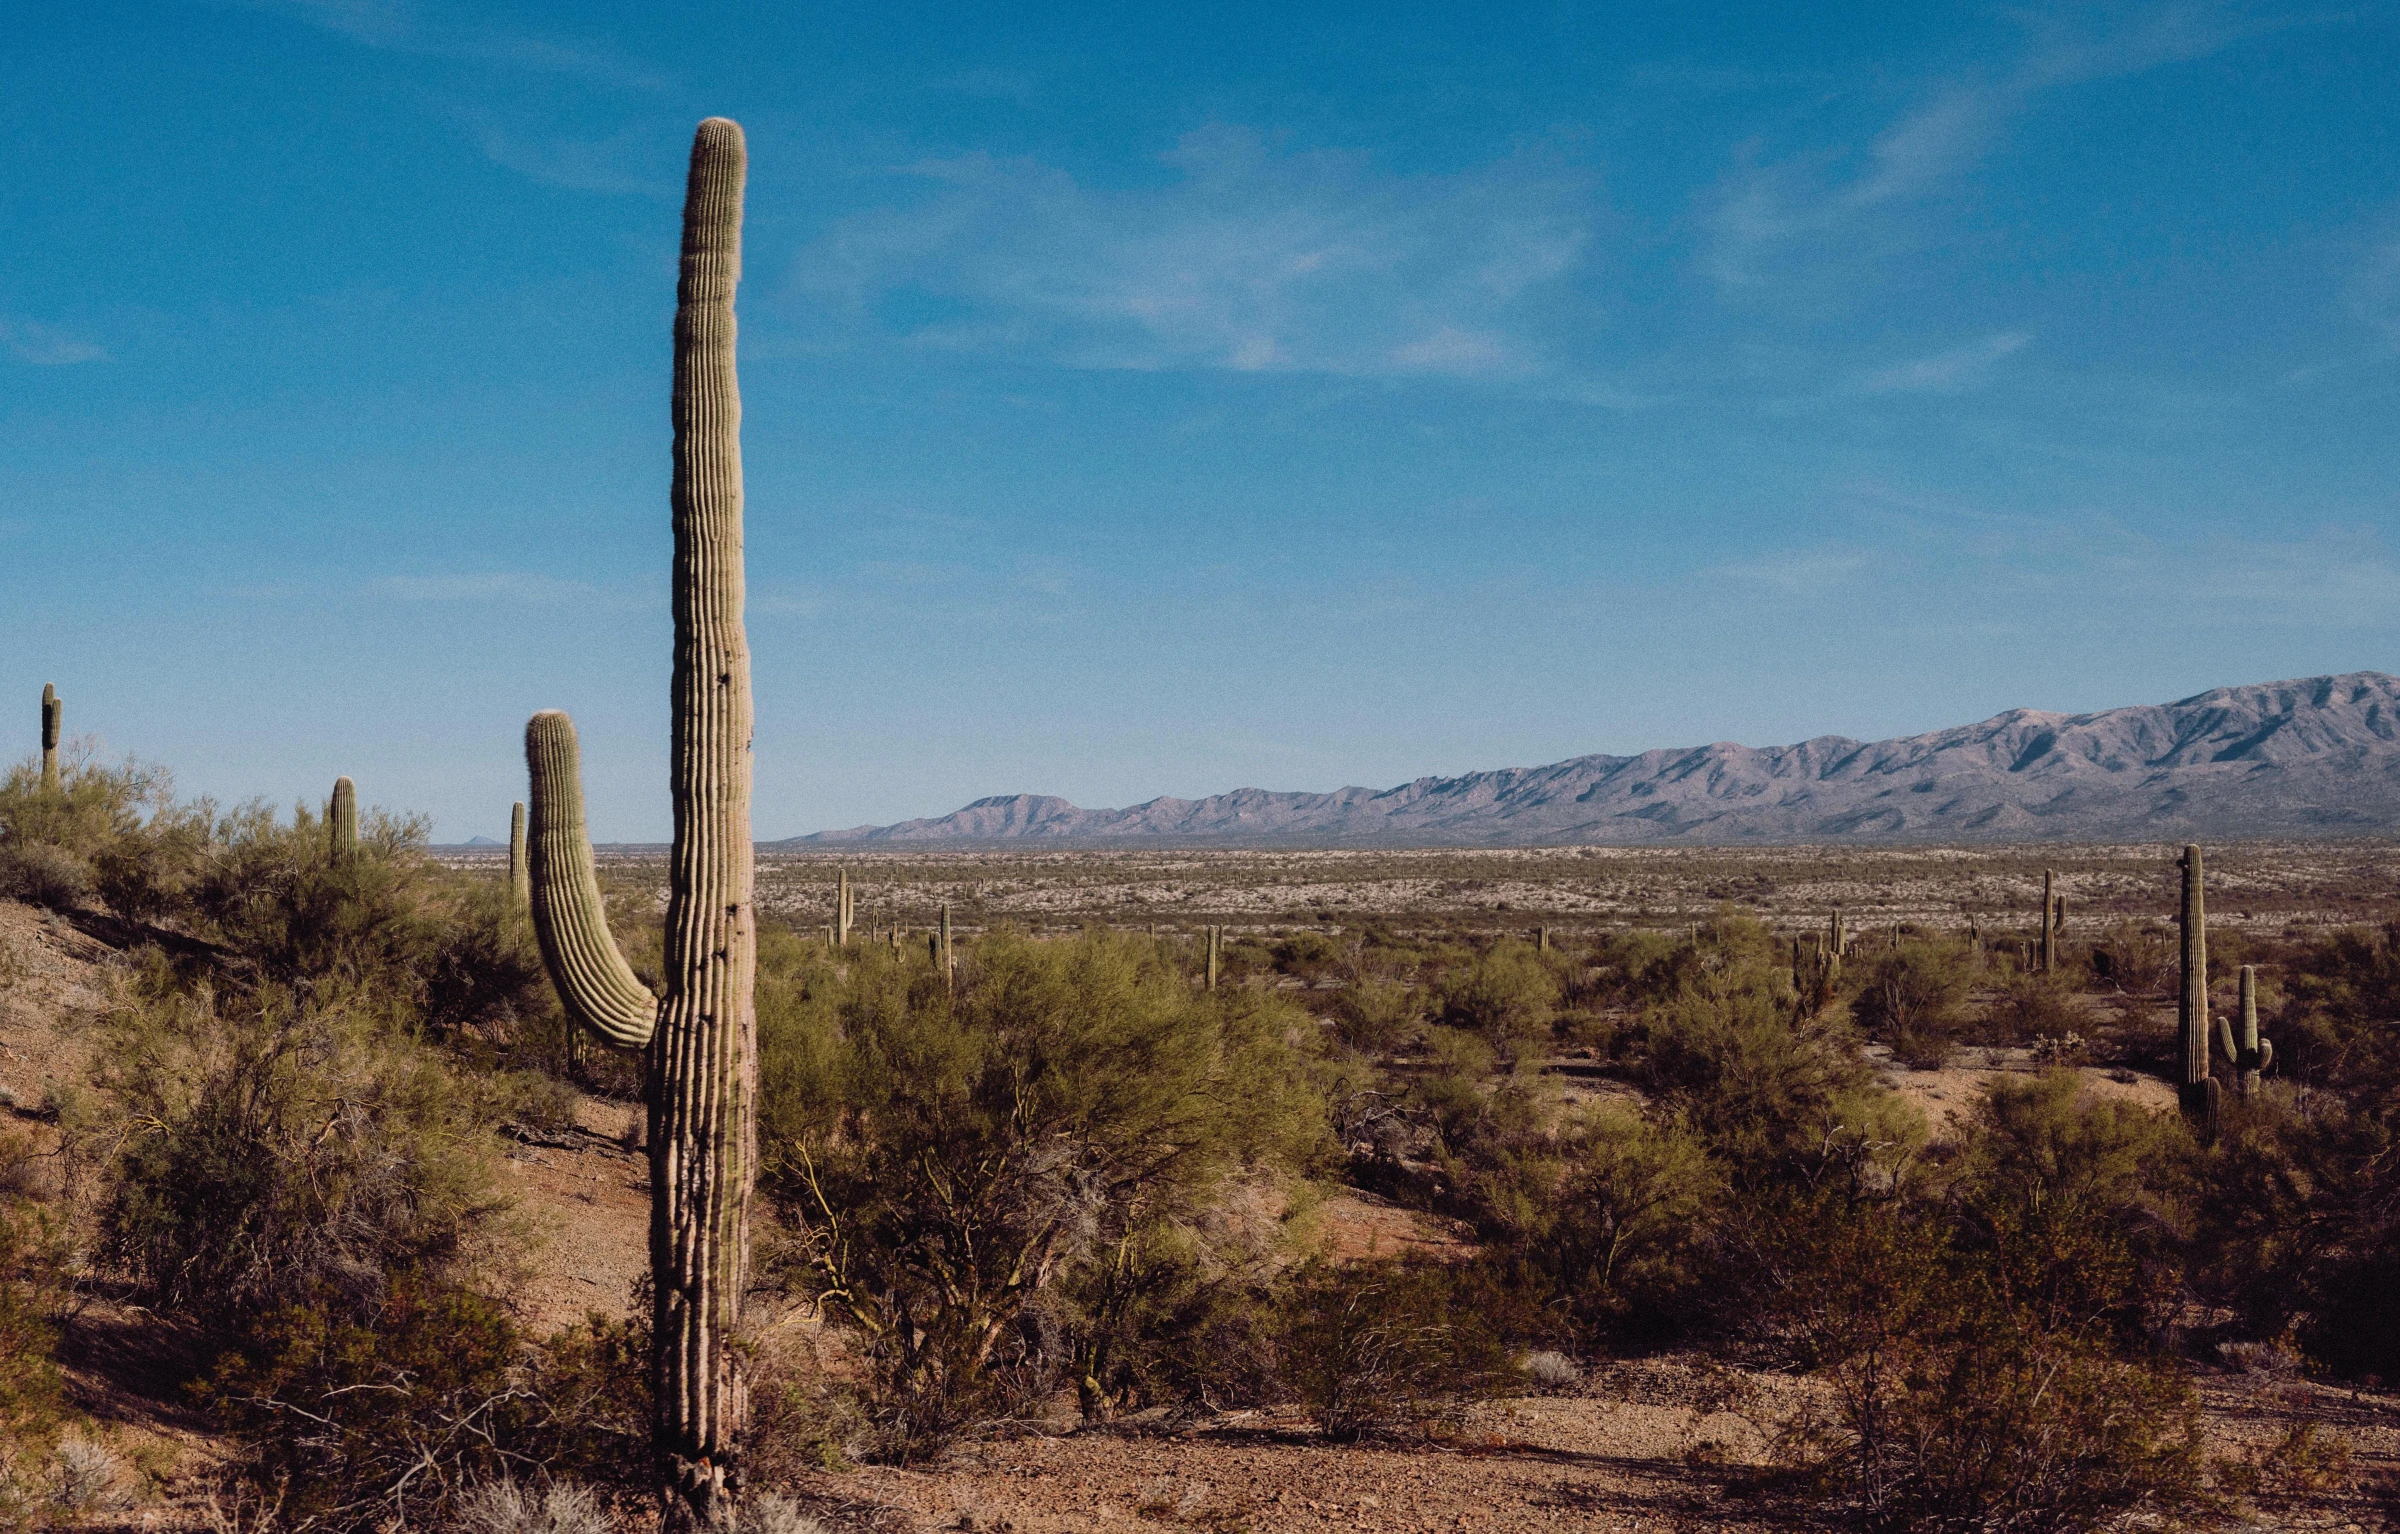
xmin=1 ymin=317 xmax=105 ymax=365
xmin=1850 ymin=331 xmax=2030 ymax=395
xmin=1703 ymin=3 xmax=2271 ymax=287
xmin=794 ymin=125 xmax=1597 ymax=380
xmin=230 ymin=0 xmax=671 ymax=91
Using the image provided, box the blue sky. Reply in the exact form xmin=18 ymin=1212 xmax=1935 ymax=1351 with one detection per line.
xmin=5 ymin=1 xmax=2398 ymax=840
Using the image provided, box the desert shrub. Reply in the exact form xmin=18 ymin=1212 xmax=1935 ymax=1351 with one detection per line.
xmin=1435 ymin=940 xmax=1558 ymax=1057
xmin=1638 ymin=981 xmax=1907 ymax=1177
xmin=95 ymin=976 xmax=510 ymax=1332
xmin=0 ymin=842 xmax=90 ymax=911
xmin=768 ymin=931 xmax=1328 ymax=1459
xmin=1760 ymin=1073 xmax=2207 ymax=1533
xmin=0 ymin=1181 xmax=70 ymax=1529
xmin=1270 ymin=930 xmax=1344 ymax=983
xmin=1851 ymin=939 xmax=1973 ymax=1068
xmin=198 ymin=1279 xmax=531 ymax=1529
xmin=183 ymin=800 xmax=442 ymax=1002
xmin=1543 ymin=1108 xmax=1724 ymax=1337
xmin=0 ymin=752 xmax=181 ymax=914
xmin=451 ymin=1480 xmax=615 ymax=1534
xmin=1980 ymin=971 xmax=2082 ymax=1046
xmin=2090 ymin=919 xmax=2175 ymax=995
xmin=1278 ymin=1259 xmax=1519 ymax=1442
xmin=418 ymin=880 xmax=551 ymax=1039
xmin=1330 ymin=976 xmax=1422 ymax=1055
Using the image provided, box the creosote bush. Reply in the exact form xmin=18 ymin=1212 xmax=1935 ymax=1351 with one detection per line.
xmin=767 ymin=929 xmax=1329 ymax=1459
xmin=1850 ymin=938 xmax=1973 ymax=1068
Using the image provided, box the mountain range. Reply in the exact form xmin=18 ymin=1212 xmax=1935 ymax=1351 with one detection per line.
xmin=776 ymin=673 xmax=2400 ymax=847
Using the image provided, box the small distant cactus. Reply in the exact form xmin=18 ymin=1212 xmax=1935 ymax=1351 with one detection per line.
xmin=509 ymin=802 xmax=530 ymax=910
xmin=2041 ymin=870 xmax=2056 ymax=973
xmin=938 ymin=902 xmax=954 ymax=978
xmin=1537 ymin=925 xmax=1550 ymax=952
xmin=38 ymin=684 xmax=60 ymax=791
xmin=835 ymin=867 xmax=854 ymax=946
xmin=2221 ymin=963 xmax=2274 ymax=1098
xmin=2178 ymin=845 xmax=2216 ymax=1139
xmin=329 ymin=777 xmax=359 ymax=861
xmin=1204 ymin=925 xmax=1221 ymax=992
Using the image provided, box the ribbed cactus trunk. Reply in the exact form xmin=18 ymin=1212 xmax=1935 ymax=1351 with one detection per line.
xmin=835 ymin=867 xmax=853 ymax=946
xmin=521 ymin=119 xmax=757 ymax=1528
xmin=38 ymin=685 xmax=60 ymax=792
xmin=2235 ymin=964 xmax=2273 ymax=1097
xmin=2040 ymin=870 xmax=2056 ymax=973
xmin=509 ymin=802 xmax=530 ymax=910
xmin=2177 ymin=844 xmax=2216 ymax=1140
xmin=654 ymin=117 xmax=757 ymax=1525
xmin=329 ymin=777 xmax=359 ymax=861
xmin=939 ymin=902 xmax=954 ymax=978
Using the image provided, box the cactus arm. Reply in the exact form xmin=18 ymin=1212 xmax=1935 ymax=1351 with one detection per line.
xmin=525 ymin=711 xmax=659 ymax=1048
xmin=2256 ymin=1038 xmax=2274 ymax=1076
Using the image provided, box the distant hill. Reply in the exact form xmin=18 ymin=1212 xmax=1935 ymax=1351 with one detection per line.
xmin=775 ymin=672 xmax=2400 ymax=847
xmin=457 ymin=835 xmax=505 ymax=848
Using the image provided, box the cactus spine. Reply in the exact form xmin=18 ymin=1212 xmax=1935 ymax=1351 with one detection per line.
xmin=523 ymin=119 xmax=757 ymax=1525
xmin=509 ymin=801 xmax=530 ymax=910
xmin=2177 ymin=844 xmax=2217 ymax=1140
xmin=38 ymin=684 xmax=60 ymax=791
xmin=329 ymin=776 xmax=359 ymax=861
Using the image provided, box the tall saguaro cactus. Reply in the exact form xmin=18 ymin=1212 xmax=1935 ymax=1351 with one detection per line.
xmin=509 ymin=802 xmax=530 ymax=910
xmin=2177 ymin=845 xmax=2216 ymax=1139
xmin=835 ymin=867 xmax=854 ymax=946
xmin=1205 ymin=924 xmax=1221 ymax=992
xmin=524 ymin=118 xmax=758 ymax=1528
xmin=38 ymin=685 xmax=61 ymax=791
xmin=2040 ymin=870 xmax=2056 ymax=973
xmin=329 ymin=777 xmax=359 ymax=861
xmin=938 ymin=902 xmax=954 ymax=978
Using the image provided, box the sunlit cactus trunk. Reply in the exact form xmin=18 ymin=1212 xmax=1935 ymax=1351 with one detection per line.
xmin=2236 ymin=963 xmax=2272 ymax=1097
xmin=835 ymin=867 xmax=853 ymax=946
xmin=509 ymin=801 xmax=530 ymax=910
xmin=1205 ymin=924 xmax=1221 ymax=991
xmin=38 ymin=684 xmax=60 ymax=792
xmin=329 ymin=776 xmax=359 ymax=861
xmin=522 ymin=118 xmax=757 ymax=1528
xmin=2177 ymin=845 xmax=2217 ymax=1140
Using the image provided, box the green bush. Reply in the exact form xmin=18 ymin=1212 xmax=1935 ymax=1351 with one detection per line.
xmin=94 ymin=975 xmax=510 ymax=1331
xmin=1638 ymin=980 xmax=1908 ymax=1177
xmin=1330 ymin=977 xmax=1422 ymax=1056
xmin=1851 ymin=939 xmax=1973 ymax=1068
xmin=768 ymin=930 xmax=1328 ymax=1459
xmin=1435 ymin=940 xmax=1558 ymax=1056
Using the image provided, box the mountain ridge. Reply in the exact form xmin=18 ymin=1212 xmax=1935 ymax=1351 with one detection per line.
xmin=776 ymin=672 xmax=2400 ymax=847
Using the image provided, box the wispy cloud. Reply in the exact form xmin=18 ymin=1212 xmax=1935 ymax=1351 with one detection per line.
xmin=460 ymin=114 xmax=677 ymax=197
xmin=1711 ymin=548 xmax=1871 ymax=597
xmin=1850 ymin=331 xmax=2031 ymax=395
xmin=794 ymin=125 xmax=1596 ymax=380
xmin=0 ymin=317 xmax=106 ymax=365
xmin=376 ymin=572 xmax=634 ymax=607
xmin=230 ymin=0 xmax=671 ymax=91
xmin=1703 ymin=3 xmax=2271 ymax=286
